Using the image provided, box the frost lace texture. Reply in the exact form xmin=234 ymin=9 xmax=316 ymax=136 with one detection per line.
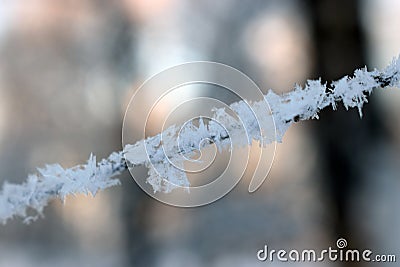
xmin=0 ymin=56 xmax=399 ymax=223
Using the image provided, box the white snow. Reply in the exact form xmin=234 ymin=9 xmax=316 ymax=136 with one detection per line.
xmin=0 ymin=56 xmax=399 ymax=224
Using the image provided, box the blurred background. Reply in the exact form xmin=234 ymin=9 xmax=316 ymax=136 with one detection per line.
xmin=0 ymin=0 xmax=399 ymax=266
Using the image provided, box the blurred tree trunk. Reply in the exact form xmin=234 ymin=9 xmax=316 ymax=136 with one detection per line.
xmin=106 ymin=5 xmax=157 ymax=266
xmin=307 ymin=0 xmax=386 ymax=266
xmin=121 ymin=180 xmax=155 ymax=266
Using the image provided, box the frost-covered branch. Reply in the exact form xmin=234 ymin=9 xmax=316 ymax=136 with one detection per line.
xmin=124 ymin=56 xmax=400 ymax=193
xmin=0 ymin=152 xmax=126 ymax=224
xmin=0 ymin=56 xmax=399 ymax=224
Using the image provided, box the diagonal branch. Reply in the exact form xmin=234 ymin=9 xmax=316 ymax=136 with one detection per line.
xmin=0 ymin=56 xmax=398 ymax=224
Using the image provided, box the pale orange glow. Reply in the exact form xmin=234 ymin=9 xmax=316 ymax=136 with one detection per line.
xmin=122 ymin=0 xmax=177 ymax=23
xmin=11 ymin=0 xmax=95 ymax=32
xmin=243 ymin=11 xmax=312 ymax=92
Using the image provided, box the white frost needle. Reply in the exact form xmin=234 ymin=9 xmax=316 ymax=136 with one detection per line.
xmin=0 ymin=56 xmax=399 ymax=224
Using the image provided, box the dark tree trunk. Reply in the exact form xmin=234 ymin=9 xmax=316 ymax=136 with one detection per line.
xmin=307 ymin=0 xmax=387 ymax=266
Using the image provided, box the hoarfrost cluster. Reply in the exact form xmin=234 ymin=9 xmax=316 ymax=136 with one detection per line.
xmin=0 ymin=56 xmax=399 ymax=224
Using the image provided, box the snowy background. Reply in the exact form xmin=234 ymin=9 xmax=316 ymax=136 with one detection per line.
xmin=0 ymin=0 xmax=399 ymax=266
